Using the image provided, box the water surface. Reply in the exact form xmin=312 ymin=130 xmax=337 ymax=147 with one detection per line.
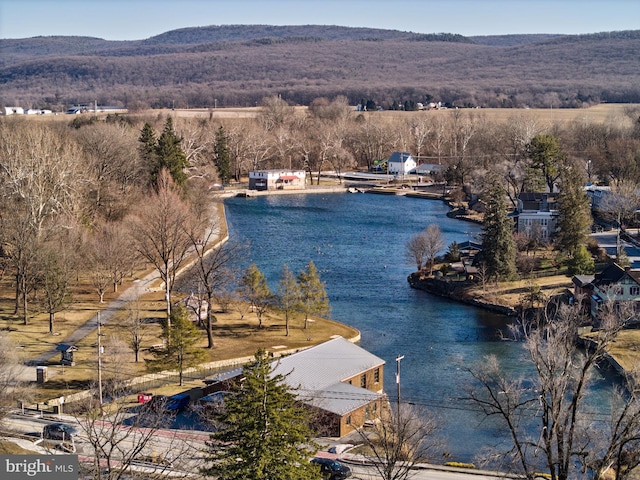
xmin=215 ymin=192 xmax=619 ymax=462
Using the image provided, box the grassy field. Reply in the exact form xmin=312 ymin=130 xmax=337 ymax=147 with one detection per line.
xmin=0 ymin=201 xmax=358 ymax=404
xmin=159 ymin=103 xmax=640 ymax=127
xmin=1 ymin=276 xmax=358 ymax=404
xmin=20 ymin=103 xmax=640 ymax=128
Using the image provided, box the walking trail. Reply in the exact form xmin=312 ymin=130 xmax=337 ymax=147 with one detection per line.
xmin=20 ymin=269 xmax=161 ymax=381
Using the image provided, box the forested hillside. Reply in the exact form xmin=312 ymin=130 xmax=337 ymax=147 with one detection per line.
xmin=1 ymin=25 xmax=639 ymax=111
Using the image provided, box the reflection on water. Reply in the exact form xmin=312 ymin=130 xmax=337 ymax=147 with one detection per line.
xmin=188 ymin=192 xmax=621 ymax=462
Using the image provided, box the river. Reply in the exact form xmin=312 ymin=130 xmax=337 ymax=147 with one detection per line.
xmin=218 ymin=191 xmax=619 ymax=463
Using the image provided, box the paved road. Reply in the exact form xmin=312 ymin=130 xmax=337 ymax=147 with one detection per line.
xmin=591 ymin=229 xmax=640 ymax=268
xmin=3 ymin=412 xmax=515 ymax=480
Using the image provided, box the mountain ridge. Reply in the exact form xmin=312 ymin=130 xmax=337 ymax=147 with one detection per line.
xmin=1 ymin=25 xmax=638 ymax=110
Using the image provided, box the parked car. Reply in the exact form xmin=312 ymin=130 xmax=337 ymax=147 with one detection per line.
xmin=311 ymin=457 xmax=352 ymax=480
xmin=43 ymin=423 xmax=77 ymax=441
xmin=144 ymin=393 xmax=190 ymax=412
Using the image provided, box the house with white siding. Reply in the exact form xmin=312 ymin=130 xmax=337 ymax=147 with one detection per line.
xmin=248 ymin=169 xmax=306 ymax=191
xmin=2 ymin=107 xmax=24 ymax=115
xmin=387 ymin=152 xmax=417 ymax=175
xmin=514 ymin=192 xmax=559 ymax=240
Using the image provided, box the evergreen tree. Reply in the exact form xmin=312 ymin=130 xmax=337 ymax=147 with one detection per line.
xmin=481 ymin=177 xmax=517 ymax=281
xmin=153 ymin=117 xmax=188 ymax=187
xmin=555 ymin=166 xmax=592 ymax=257
xmin=145 ymin=304 xmax=206 ymax=386
xmin=526 ymin=134 xmax=567 ymax=192
xmin=566 ymin=244 xmax=595 ymax=275
xmin=239 ymin=263 xmax=273 ymax=329
xmin=202 ymin=350 xmax=318 ymax=480
xmin=214 ymin=125 xmax=232 ymax=185
xmin=297 ymin=260 xmax=330 ymax=329
xmin=138 ymin=122 xmax=158 ymax=167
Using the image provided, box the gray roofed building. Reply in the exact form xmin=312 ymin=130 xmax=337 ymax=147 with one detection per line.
xmin=271 ymin=336 xmax=386 ymax=437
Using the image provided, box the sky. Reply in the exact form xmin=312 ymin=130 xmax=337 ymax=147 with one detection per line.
xmin=0 ymin=0 xmax=638 ymax=40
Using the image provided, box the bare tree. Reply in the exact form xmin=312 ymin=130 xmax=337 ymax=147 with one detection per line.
xmin=465 ymin=300 xmax=640 ymax=480
xmin=258 ymin=95 xmax=296 ymax=132
xmin=183 ymin=196 xmax=242 ymax=348
xmin=74 ymin=122 xmax=143 ymax=222
xmin=356 ymin=403 xmax=442 ymax=480
xmin=0 ymin=208 xmax=40 ymax=323
xmin=404 ymin=224 xmax=445 ymax=275
xmin=75 ymin=391 xmax=199 ymax=480
xmin=239 ymin=263 xmax=273 ymax=329
xmin=131 ymin=170 xmax=192 ymax=326
xmin=597 ymin=181 xmax=640 ymax=256
xmin=405 ymin=231 xmax=429 ymax=272
xmin=124 ymin=298 xmax=148 ymax=363
xmin=32 ymin=242 xmax=74 ymax=334
xmin=0 ymin=123 xmax=85 ymax=323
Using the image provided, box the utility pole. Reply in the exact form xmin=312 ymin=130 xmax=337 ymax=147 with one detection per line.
xmin=97 ymin=312 xmax=104 ymax=415
xmin=395 ymin=355 xmax=404 ymax=419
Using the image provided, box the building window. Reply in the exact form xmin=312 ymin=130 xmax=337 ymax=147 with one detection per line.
xmin=631 ymin=286 xmax=640 ymax=296
xmin=374 ymin=368 xmax=380 ymax=384
xmin=360 ymin=373 xmax=367 ymax=388
xmin=345 ymin=415 xmax=351 ymax=425
xmin=613 ymin=286 xmax=623 ymax=296
xmin=540 ymin=218 xmax=548 ymax=226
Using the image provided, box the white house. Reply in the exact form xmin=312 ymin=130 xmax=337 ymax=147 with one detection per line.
xmin=25 ymin=109 xmax=52 ymax=115
xmin=2 ymin=107 xmax=24 ymax=115
xmin=515 ymin=192 xmax=559 ymax=240
xmin=248 ymin=170 xmax=306 ymax=191
xmin=387 ymin=152 xmax=417 ymax=175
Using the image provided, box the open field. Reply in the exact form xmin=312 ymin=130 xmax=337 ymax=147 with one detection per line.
xmin=1 ymin=278 xmax=358 ymax=403
xmin=15 ymin=103 xmax=640 ymax=128
xmin=139 ymin=103 xmax=640 ymax=127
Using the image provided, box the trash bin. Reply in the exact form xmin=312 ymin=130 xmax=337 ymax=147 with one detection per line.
xmin=138 ymin=393 xmax=152 ymax=403
xmin=36 ymin=366 xmax=48 ymax=383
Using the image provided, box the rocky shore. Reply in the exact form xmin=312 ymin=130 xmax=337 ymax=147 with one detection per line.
xmin=407 ymin=272 xmax=518 ymax=317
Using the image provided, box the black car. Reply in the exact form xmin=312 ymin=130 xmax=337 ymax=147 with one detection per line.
xmin=42 ymin=423 xmax=77 ymax=441
xmin=311 ymin=457 xmax=352 ymax=480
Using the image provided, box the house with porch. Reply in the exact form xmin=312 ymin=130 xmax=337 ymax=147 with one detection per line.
xmin=248 ymin=170 xmax=306 ymax=191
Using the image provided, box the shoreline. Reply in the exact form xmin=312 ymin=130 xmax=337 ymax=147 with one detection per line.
xmin=407 ymin=273 xmax=518 ymax=317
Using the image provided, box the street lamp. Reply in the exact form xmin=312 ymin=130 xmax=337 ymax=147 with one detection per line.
xmin=97 ymin=312 xmax=105 ymax=415
xmin=395 ymin=355 xmax=404 ymax=419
